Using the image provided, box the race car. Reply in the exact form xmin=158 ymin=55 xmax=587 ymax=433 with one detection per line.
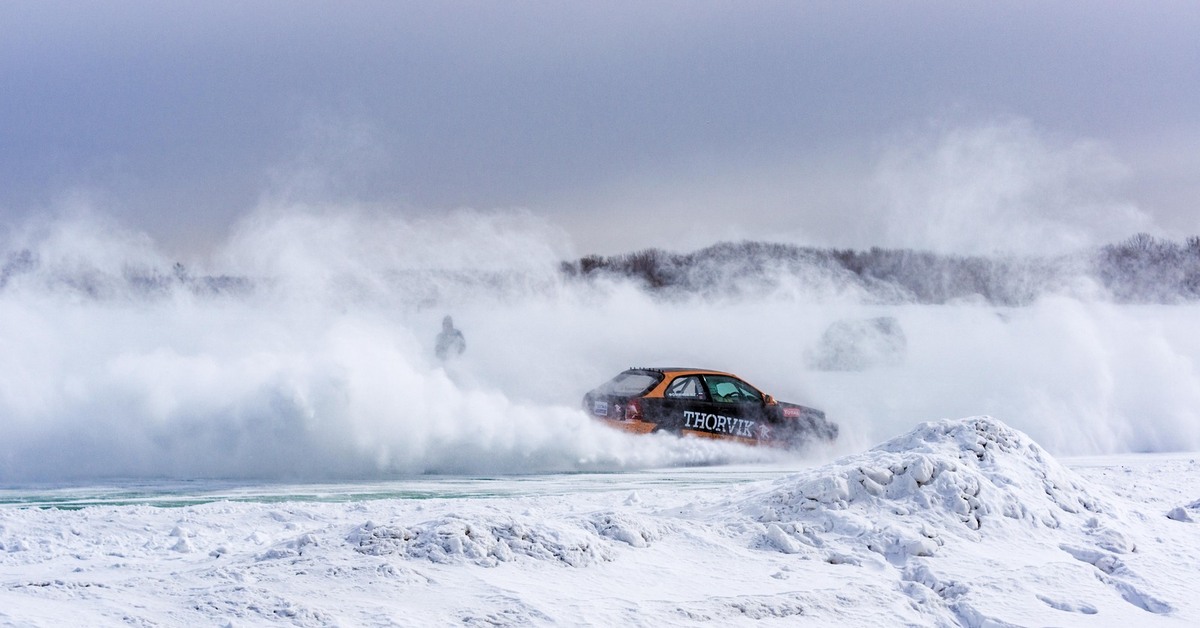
xmin=582 ymin=367 xmax=836 ymax=447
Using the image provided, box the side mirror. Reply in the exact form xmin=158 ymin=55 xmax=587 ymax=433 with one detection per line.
xmin=764 ymin=394 xmax=776 ymax=405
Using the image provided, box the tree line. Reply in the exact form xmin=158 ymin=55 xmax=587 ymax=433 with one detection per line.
xmin=5 ymin=233 xmax=1198 ymax=305
xmin=560 ymin=234 xmax=1200 ymax=305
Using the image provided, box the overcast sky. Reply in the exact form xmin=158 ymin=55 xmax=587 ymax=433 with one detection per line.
xmin=2 ymin=1 xmax=1197 ymax=256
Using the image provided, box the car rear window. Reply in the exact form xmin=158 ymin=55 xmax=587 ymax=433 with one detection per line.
xmin=597 ymin=371 xmax=663 ymax=397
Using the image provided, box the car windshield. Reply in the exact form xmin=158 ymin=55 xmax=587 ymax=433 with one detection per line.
xmin=596 ymin=371 xmax=663 ymax=397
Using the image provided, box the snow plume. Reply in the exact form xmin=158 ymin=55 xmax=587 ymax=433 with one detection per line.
xmin=817 ymin=298 xmax=1200 ymax=456
xmin=0 ymin=208 xmax=786 ymax=482
xmin=872 ymin=118 xmax=1155 ymax=256
xmin=2 ymin=207 xmax=1200 ymax=482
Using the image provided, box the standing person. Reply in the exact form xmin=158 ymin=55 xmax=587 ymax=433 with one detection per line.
xmin=435 ymin=315 xmax=466 ymax=361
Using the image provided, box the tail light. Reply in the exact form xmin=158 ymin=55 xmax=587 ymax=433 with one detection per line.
xmin=624 ymin=398 xmax=644 ymax=421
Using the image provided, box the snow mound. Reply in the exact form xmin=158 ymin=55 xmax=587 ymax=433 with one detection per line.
xmin=752 ymin=416 xmax=1108 ymax=532
xmin=739 ymin=416 xmax=1175 ymax=623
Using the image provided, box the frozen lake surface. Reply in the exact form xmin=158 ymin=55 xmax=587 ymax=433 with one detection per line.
xmin=0 ymin=467 xmax=786 ymax=510
xmin=4 ymin=418 xmax=1199 ymax=627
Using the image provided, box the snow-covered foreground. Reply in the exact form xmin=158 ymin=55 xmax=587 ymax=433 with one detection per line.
xmin=2 ymin=417 xmax=1199 ymax=627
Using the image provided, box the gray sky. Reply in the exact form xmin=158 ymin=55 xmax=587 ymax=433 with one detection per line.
xmin=2 ymin=1 xmax=1197 ymax=256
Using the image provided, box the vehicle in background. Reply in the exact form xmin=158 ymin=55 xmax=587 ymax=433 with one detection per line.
xmin=583 ymin=367 xmax=836 ymax=447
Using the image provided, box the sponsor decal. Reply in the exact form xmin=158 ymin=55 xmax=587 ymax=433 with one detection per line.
xmin=782 ymin=407 xmax=801 ymax=419
xmin=682 ymin=410 xmax=756 ymax=438
xmin=593 ymin=400 xmax=608 ymax=416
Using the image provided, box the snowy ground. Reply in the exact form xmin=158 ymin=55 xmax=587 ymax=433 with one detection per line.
xmin=2 ymin=416 xmax=1198 ymax=627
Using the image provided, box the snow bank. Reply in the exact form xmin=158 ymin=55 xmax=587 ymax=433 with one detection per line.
xmin=3 ymin=416 xmax=1197 ymax=626
xmin=333 ymin=416 xmax=1185 ymax=624
xmin=738 ymin=416 xmax=1177 ymax=624
xmin=751 ymin=415 xmax=1109 ymax=536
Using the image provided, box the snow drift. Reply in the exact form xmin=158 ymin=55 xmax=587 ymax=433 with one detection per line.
xmin=331 ymin=416 xmax=1191 ymax=625
xmin=3 ymin=416 xmax=1199 ymax=625
xmin=739 ymin=416 xmax=1178 ymax=624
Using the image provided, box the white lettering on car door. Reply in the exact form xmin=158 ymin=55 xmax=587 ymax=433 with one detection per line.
xmin=682 ymin=410 xmax=755 ymax=438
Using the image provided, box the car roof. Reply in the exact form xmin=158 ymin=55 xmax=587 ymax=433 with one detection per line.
xmin=626 ymin=367 xmax=739 ymax=378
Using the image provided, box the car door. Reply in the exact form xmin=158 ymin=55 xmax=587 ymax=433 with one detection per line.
xmin=652 ymin=374 xmax=708 ymax=432
xmin=683 ymin=374 xmax=768 ymax=439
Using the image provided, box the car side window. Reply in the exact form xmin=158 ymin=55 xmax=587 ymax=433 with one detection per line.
xmin=704 ymin=375 xmax=763 ymax=404
xmin=664 ymin=376 xmax=705 ymax=400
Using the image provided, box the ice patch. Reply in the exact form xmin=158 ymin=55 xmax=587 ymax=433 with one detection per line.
xmin=586 ymin=512 xmax=661 ymax=548
xmin=348 ymin=515 xmax=617 ymax=567
xmin=1166 ymin=506 xmax=1193 ymax=522
xmin=1037 ymin=594 xmax=1099 ymax=614
xmin=257 ymin=532 xmax=320 ymax=561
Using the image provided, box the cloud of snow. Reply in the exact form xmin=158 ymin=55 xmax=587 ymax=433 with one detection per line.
xmin=871 ymin=118 xmax=1156 ymax=256
xmin=1 ymin=204 xmax=1198 ymax=482
xmin=0 ymin=207 xmax=790 ymax=482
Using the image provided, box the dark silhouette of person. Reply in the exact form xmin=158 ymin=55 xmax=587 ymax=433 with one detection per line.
xmin=435 ymin=315 xmax=466 ymax=360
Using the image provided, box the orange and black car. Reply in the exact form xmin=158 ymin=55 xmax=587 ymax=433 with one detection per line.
xmin=582 ymin=367 xmax=836 ymax=447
